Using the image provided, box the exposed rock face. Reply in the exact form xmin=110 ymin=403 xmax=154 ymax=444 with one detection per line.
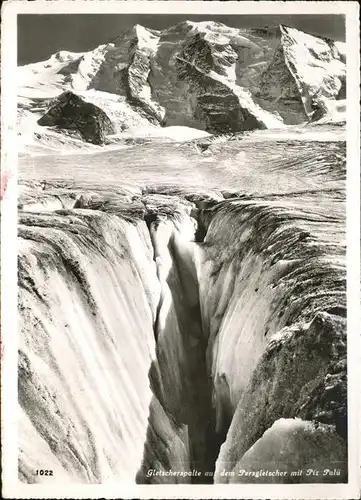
xmin=37 ymin=91 xmax=115 ymax=144
xmin=20 ymin=22 xmax=346 ymax=136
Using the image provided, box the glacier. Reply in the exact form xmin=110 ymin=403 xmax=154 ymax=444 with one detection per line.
xmin=17 ymin=138 xmax=347 ymax=484
xmin=13 ymin=19 xmax=348 ymax=487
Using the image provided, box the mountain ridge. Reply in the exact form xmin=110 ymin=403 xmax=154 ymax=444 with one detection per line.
xmin=18 ymin=20 xmax=346 ymax=148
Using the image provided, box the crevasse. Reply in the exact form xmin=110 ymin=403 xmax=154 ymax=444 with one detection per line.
xmin=18 ymin=194 xmax=347 ymax=484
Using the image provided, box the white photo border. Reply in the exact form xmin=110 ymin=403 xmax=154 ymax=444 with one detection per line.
xmin=1 ymin=2 xmax=360 ymax=499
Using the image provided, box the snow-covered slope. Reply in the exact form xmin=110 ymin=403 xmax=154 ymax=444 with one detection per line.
xmin=17 ymin=22 xmax=346 ymax=152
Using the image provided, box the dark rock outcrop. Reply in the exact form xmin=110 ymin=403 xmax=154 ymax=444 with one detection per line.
xmin=37 ymin=91 xmax=115 ymax=144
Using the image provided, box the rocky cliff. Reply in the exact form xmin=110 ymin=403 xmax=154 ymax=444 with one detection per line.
xmin=18 ymin=21 xmax=346 ymax=146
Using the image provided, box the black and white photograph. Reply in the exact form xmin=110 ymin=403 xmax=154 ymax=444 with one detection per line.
xmin=1 ymin=1 xmax=360 ymax=498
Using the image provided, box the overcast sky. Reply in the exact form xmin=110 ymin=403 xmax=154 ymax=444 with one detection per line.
xmin=18 ymin=14 xmax=345 ymax=65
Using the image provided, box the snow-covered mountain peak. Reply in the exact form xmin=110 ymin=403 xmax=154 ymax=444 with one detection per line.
xmin=17 ymin=20 xmax=346 ymax=151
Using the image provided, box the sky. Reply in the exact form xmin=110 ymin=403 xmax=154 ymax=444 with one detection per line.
xmin=18 ymin=14 xmax=346 ymax=65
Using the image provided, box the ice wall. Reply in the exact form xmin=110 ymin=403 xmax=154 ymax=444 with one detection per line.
xmin=224 ymin=418 xmax=347 ymax=483
xmin=18 ymin=207 xmax=159 ymax=483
